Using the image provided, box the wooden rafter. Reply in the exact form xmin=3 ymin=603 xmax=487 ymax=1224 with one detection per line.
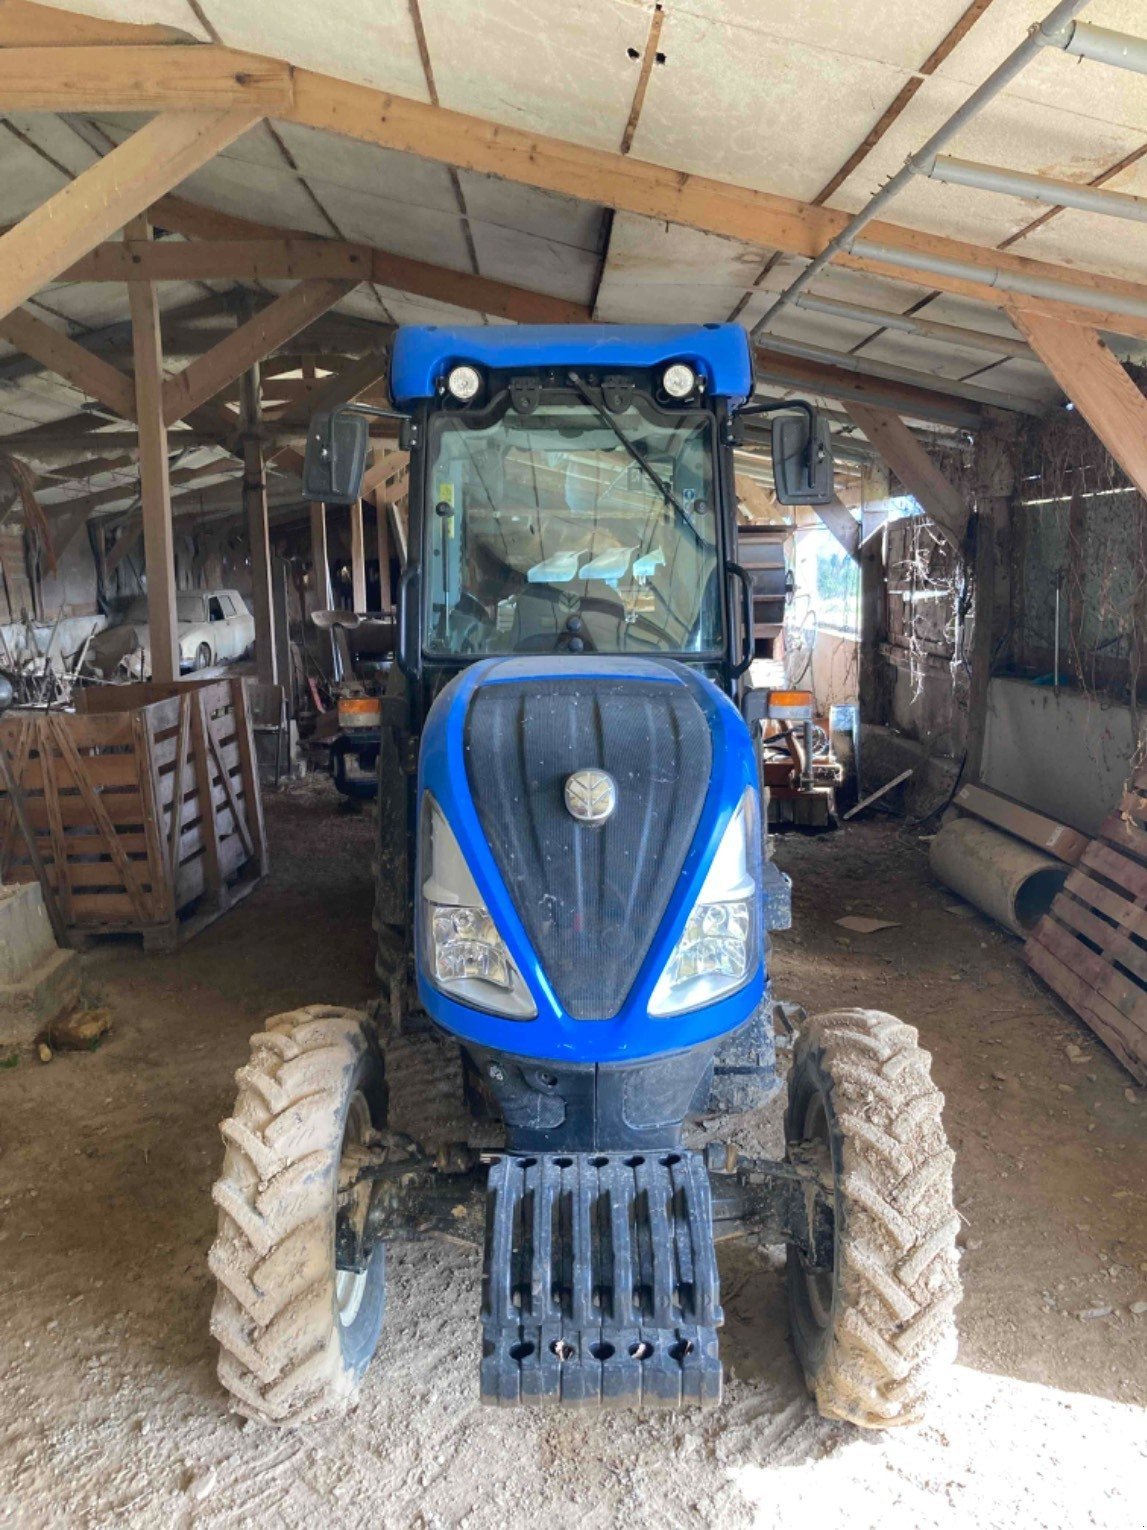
xmin=844 ymin=403 xmax=970 ymax=550
xmin=0 ymin=306 xmax=136 ymax=419
xmin=1007 ymin=307 xmax=1147 ymax=502
xmin=0 ymin=107 xmax=261 ymax=323
xmin=115 ymin=205 xmax=593 ymax=324
xmin=284 ymin=67 xmax=1147 ymax=342
xmin=362 ymin=449 xmax=408 ymax=497
xmin=0 ymin=45 xmax=293 ymax=110
xmin=272 ymin=351 xmax=392 ymax=432
xmin=1 ymin=36 xmax=1145 ymax=337
xmin=162 ymin=278 xmax=359 ymax=426
xmin=813 ymin=498 xmax=862 ymax=560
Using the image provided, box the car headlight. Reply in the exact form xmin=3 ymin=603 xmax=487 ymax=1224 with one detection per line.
xmin=649 ymin=790 xmax=760 ymax=1016
xmin=420 ymin=794 xmax=535 ymax=1018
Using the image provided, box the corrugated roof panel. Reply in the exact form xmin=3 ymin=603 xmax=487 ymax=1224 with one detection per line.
xmin=456 ymin=175 xmax=604 ymax=256
xmin=595 ymin=214 xmax=769 ymax=324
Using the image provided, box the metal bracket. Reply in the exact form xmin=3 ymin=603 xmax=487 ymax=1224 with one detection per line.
xmin=707 ymin=1144 xmax=834 ymax=1268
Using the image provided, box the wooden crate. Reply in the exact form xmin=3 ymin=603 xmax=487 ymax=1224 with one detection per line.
xmin=1024 ymin=765 xmax=1147 ymax=1083
xmin=0 ymin=678 xmax=268 ymax=952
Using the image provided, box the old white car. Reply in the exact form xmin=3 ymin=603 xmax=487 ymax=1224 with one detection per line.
xmin=86 ymin=589 xmax=255 ymax=679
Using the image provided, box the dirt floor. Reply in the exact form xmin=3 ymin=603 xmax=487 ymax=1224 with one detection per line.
xmin=1 ymin=785 xmax=1145 ymax=1529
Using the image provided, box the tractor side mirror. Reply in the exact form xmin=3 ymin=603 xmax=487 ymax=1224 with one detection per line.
xmin=771 ymin=410 xmax=834 ymax=505
xmin=303 ymin=409 xmax=370 ymax=506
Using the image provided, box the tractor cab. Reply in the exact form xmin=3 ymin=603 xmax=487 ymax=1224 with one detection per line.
xmin=305 ymin=323 xmax=831 ymax=700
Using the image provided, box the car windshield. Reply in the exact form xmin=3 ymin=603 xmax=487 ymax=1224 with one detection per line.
xmin=123 ymin=596 xmax=205 ymax=624
xmin=422 ymin=393 xmax=722 ymax=658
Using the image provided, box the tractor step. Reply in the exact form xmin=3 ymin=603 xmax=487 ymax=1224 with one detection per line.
xmin=480 ymin=1150 xmax=722 ymax=1408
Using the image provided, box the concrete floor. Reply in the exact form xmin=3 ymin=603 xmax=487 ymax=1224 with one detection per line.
xmin=1 ymin=784 xmax=1144 ymax=1528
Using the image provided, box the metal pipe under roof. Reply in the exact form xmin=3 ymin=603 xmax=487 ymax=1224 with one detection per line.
xmin=848 ymin=238 xmax=1147 ymax=322
xmin=922 ymin=154 xmax=1147 ymax=223
xmin=752 ymin=0 xmax=1093 ymax=335
xmin=1064 ymin=21 xmax=1147 ymax=74
xmin=756 ymin=335 xmax=1045 ymax=413
xmin=791 ymin=293 xmax=1034 ymax=357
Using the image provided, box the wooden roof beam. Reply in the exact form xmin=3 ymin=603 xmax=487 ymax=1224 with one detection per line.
xmin=285 ymin=67 xmax=1147 ymax=342
xmin=844 ymin=402 xmax=970 ymax=550
xmin=106 ymin=205 xmax=593 ymax=324
xmin=0 ymin=107 xmax=262 ymax=323
xmin=3 ymin=39 xmax=1145 ymax=337
xmin=0 ymin=306 xmax=136 ymax=419
xmin=0 ymin=45 xmax=293 ymax=111
xmin=162 ymin=278 xmax=359 ymax=426
xmin=1007 ymin=306 xmax=1147 ymax=501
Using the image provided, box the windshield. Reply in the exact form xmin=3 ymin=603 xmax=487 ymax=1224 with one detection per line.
xmin=124 ymin=596 xmax=204 ymax=624
xmin=422 ymin=393 xmax=722 ymax=658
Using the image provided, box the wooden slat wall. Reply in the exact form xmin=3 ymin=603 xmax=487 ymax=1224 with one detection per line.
xmin=1025 ymin=762 xmax=1147 ymax=1083
xmin=0 ymin=678 xmax=267 ymax=941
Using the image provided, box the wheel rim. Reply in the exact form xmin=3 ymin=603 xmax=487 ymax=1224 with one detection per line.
xmin=797 ymin=1091 xmax=835 ymax=1331
xmin=335 ymin=1091 xmax=372 ymax=1329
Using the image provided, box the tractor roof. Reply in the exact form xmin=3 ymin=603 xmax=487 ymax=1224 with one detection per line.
xmin=389 ymin=323 xmax=753 ymax=409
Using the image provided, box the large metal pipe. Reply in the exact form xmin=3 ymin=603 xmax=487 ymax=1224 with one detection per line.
xmin=754 ymin=334 xmax=1045 ymax=413
xmin=1065 ymin=21 xmax=1147 ymax=74
xmin=923 ymin=154 xmax=1147 ymax=223
xmin=847 ymin=236 xmax=1147 ymax=322
xmin=753 ymin=0 xmax=1093 ymax=334
xmin=929 ymin=817 xmax=1068 ymax=936
xmin=792 ymin=292 xmax=1034 ymax=357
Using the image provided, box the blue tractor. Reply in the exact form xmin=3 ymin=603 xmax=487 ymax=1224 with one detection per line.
xmin=209 ymin=325 xmax=959 ymax=1429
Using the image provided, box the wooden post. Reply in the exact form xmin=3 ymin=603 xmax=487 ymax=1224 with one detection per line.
xmin=859 ymin=521 xmax=888 ymax=734
xmin=309 ymin=500 xmax=331 ymax=611
xmin=350 ymin=498 xmax=366 ymax=613
xmin=126 ymin=216 xmax=178 ymax=683
xmin=374 ymin=490 xmax=392 ymax=609
xmin=238 ymin=362 xmax=277 ymax=685
xmin=965 ymin=415 xmax=1017 ymax=783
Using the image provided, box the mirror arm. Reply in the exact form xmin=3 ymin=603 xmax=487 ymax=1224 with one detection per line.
xmin=338 ymin=403 xmax=409 ymax=424
xmin=735 ymin=398 xmax=819 ymax=478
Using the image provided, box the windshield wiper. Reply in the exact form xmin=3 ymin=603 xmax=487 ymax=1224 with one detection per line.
xmin=566 ymin=371 xmax=693 ymax=527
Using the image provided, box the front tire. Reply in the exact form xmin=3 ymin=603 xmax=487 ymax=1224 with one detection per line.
xmin=209 ymin=1006 xmax=387 ymax=1426
xmin=785 ymin=1009 xmax=961 ymax=1428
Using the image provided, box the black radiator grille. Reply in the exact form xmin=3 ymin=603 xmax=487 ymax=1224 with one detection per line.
xmin=464 ymin=675 xmax=711 ymax=1019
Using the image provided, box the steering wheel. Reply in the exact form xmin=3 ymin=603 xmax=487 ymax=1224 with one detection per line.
xmin=514 ymin=618 xmax=599 ymax=655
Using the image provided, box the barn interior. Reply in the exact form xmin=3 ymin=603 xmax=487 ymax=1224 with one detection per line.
xmin=0 ymin=2 xmax=1145 ymax=1525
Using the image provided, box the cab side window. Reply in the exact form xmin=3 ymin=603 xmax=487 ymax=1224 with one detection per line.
xmin=208 ymin=597 xmax=226 ymax=622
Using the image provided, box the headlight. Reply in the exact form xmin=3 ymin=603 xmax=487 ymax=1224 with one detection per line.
xmin=662 ymin=362 xmax=697 ymax=399
xmin=421 ymin=794 xmax=535 ymax=1018
xmin=446 ymin=364 xmax=481 ymax=401
xmin=649 ymin=790 xmax=760 ymax=1016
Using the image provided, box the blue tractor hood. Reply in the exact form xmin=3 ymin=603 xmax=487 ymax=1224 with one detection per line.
xmin=415 ymin=656 xmax=765 ymax=1064
xmin=390 ymin=323 xmax=754 ymax=409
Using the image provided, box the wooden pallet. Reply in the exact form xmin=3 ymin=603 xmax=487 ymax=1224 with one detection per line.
xmin=0 ymin=678 xmax=268 ymax=951
xmin=1024 ymin=766 xmax=1147 ymax=1083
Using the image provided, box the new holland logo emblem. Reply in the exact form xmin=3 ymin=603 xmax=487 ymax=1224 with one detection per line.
xmin=563 ymin=769 xmax=617 ymax=825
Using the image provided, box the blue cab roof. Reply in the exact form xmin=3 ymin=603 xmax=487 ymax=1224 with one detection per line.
xmin=389 ymin=323 xmax=753 ymax=408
